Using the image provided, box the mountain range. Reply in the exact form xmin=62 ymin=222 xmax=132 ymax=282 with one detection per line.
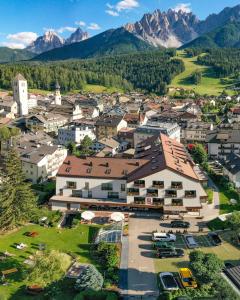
xmin=1 ymin=4 xmax=240 ymax=63
xmin=26 ymin=28 xmax=89 ymax=54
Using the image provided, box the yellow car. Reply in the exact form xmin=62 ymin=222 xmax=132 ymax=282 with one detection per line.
xmin=179 ymin=268 xmax=198 ymax=288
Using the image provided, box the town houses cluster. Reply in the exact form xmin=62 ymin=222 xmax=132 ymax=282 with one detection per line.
xmin=1 ymin=74 xmax=240 ymax=216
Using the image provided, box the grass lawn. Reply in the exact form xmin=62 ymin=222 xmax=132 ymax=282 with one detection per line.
xmin=82 ymin=84 xmax=123 ymax=94
xmin=0 ymin=223 xmax=99 ymax=299
xmin=218 ymin=188 xmax=240 ymax=214
xmin=205 ymin=188 xmax=214 ymax=204
xmin=154 ymin=232 xmax=240 ymax=273
xmin=169 ymin=50 xmax=234 ymax=96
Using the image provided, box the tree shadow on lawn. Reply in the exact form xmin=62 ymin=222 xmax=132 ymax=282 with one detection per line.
xmin=0 ymin=257 xmax=27 ymax=283
xmin=10 ymin=277 xmax=77 ymax=300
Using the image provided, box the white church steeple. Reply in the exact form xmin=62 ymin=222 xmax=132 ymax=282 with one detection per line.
xmin=55 ymin=81 xmax=61 ymax=105
xmin=13 ymin=73 xmax=28 ymax=116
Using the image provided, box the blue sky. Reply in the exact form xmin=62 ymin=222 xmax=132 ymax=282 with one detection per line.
xmin=0 ymin=0 xmax=239 ymax=49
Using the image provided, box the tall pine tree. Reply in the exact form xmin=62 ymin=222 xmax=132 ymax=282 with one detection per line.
xmin=0 ymin=149 xmax=37 ymax=230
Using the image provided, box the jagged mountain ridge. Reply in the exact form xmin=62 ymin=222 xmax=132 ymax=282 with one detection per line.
xmin=26 ymin=28 xmax=89 ymax=54
xmin=124 ymin=5 xmax=240 ymax=48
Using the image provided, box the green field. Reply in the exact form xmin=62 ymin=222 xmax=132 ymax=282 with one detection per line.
xmin=29 ymin=84 xmax=123 ymax=95
xmin=169 ymin=50 xmax=234 ymax=96
xmin=0 ymin=224 xmax=99 ymax=299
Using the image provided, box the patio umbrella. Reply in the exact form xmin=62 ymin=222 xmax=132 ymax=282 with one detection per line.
xmin=81 ymin=211 xmax=95 ymax=221
xmin=110 ymin=212 xmax=125 ymax=222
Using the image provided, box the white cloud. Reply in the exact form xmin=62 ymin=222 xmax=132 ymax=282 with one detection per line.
xmin=116 ymin=0 xmax=139 ymax=12
xmin=75 ymin=21 xmax=86 ymax=27
xmin=173 ymin=3 xmax=192 ymax=13
xmin=106 ymin=3 xmax=114 ymax=9
xmin=56 ymin=26 xmax=76 ymax=33
xmin=87 ymin=23 xmax=101 ymax=30
xmin=6 ymin=32 xmax=37 ymax=46
xmin=106 ymin=0 xmax=139 ymax=16
xmin=1 ymin=42 xmax=25 ymax=49
xmin=106 ymin=9 xmax=119 ymax=16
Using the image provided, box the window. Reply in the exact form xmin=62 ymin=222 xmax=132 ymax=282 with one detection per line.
xmin=134 ymin=197 xmax=145 ymax=204
xmin=67 ymin=181 xmax=77 ymax=189
xmin=101 ymin=183 xmax=113 ymax=191
xmin=85 ymin=182 xmax=89 ymax=190
xmin=185 ymin=190 xmax=196 ymax=198
xmin=121 ymin=184 xmax=126 ymax=192
xmin=72 ymin=190 xmax=82 ymax=197
xmin=146 ymin=189 xmax=158 ymax=197
xmin=165 ymin=190 xmax=177 ymax=198
xmin=172 ymin=199 xmax=183 ymax=206
xmin=171 ymin=181 xmax=183 ymax=189
xmin=134 ymin=180 xmax=145 ymax=187
xmin=127 ymin=188 xmax=139 ymax=196
xmin=108 ymin=192 xmax=119 ymax=199
xmin=153 ymin=198 xmax=164 ymax=206
xmin=152 ymin=181 xmax=164 ymax=188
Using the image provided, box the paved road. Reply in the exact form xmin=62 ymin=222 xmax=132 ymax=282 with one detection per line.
xmin=126 ymin=216 xmax=159 ymax=299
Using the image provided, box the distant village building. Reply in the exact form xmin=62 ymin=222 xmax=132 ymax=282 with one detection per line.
xmin=26 ymin=113 xmax=68 ymax=133
xmin=207 ymin=124 xmax=240 ymax=158
xmin=58 ymin=122 xmax=96 ymax=146
xmin=95 ymin=115 xmax=127 ymax=140
xmin=134 ymin=122 xmax=180 ymax=146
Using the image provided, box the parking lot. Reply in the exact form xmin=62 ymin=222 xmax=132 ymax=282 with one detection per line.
xmin=154 ymin=231 xmax=240 ymax=273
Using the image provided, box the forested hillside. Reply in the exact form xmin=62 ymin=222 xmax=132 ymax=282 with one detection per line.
xmin=0 ymin=47 xmax=35 ymax=63
xmin=0 ymin=50 xmax=184 ymax=95
xmin=197 ymin=48 xmax=240 ymax=78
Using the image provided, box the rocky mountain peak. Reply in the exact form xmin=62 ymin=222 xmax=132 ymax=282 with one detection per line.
xmin=124 ymin=9 xmax=200 ymax=48
xmin=65 ymin=27 xmax=89 ymax=45
xmin=26 ymin=31 xmax=64 ymax=54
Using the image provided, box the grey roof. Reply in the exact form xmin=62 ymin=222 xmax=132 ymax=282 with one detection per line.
xmin=96 ymin=115 xmax=123 ymax=127
xmin=14 ymin=73 xmax=26 ymax=81
xmin=220 ymin=153 xmax=240 ymax=175
xmin=206 ymin=129 xmax=240 ymax=144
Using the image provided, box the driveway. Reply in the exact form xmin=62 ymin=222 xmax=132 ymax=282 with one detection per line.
xmin=126 ymin=215 xmax=160 ymax=299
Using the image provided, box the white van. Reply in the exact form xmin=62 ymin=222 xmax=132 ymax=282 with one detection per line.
xmin=152 ymin=232 xmax=176 ymax=242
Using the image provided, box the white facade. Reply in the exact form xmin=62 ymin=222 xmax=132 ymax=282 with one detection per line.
xmin=53 ymin=168 xmax=206 ymax=212
xmin=134 ymin=123 xmax=181 ymax=146
xmin=21 ymin=147 xmax=67 ymax=183
xmin=28 ymin=95 xmax=38 ymax=109
xmin=58 ymin=124 xmax=96 ymax=146
xmin=54 ymin=84 xmax=61 ymax=105
xmin=13 ymin=75 xmax=28 ymax=116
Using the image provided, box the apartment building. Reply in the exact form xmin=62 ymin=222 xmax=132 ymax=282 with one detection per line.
xmin=58 ymin=122 xmax=96 ymax=146
xmin=181 ymin=122 xmax=214 ymax=144
xmin=207 ymin=124 xmax=240 ymax=158
xmin=2 ymin=131 xmax=67 ymax=183
xmin=134 ymin=122 xmax=180 ymax=146
xmin=26 ymin=113 xmax=68 ymax=133
xmin=95 ymin=115 xmax=127 ymax=140
xmin=50 ymin=134 xmax=207 ymax=215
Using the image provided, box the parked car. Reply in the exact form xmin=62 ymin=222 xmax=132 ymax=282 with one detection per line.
xmin=152 ymin=232 xmax=176 ymax=242
xmin=208 ymin=232 xmax=222 ymax=246
xmin=153 ymin=241 xmax=174 ymax=249
xmin=171 ymin=220 xmax=190 ymax=228
xmin=159 ymin=272 xmax=179 ymax=291
xmin=156 ymin=248 xmax=184 ymax=258
xmin=179 ymin=268 xmax=197 ymax=288
xmin=184 ymin=234 xmax=198 ymax=248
